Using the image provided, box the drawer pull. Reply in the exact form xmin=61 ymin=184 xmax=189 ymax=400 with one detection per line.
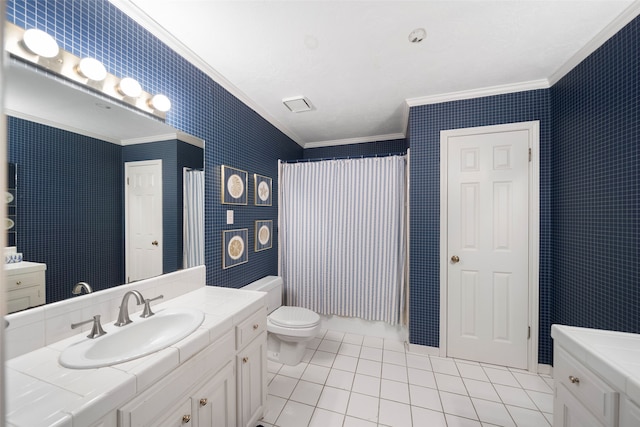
xmin=200 ymin=398 xmax=208 ymax=406
xmin=569 ymin=375 xmax=580 ymax=384
xmin=253 ymin=323 xmax=259 ymax=330
xmin=242 ymin=356 xmax=249 ymax=363
xmin=182 ymin=414 xmax=191 ymax=423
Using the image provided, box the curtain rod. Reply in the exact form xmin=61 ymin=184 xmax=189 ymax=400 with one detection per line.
xmin=282 ymin=151 xmax=406 ymax=164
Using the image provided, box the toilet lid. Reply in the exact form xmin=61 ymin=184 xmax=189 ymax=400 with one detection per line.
xmin=270 ymin=306 xmax=320 ymax=328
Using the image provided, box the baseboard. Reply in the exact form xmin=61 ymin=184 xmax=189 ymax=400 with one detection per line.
xmin=407 ymin=343 xmax=440 ymax=356
xmin=537 ymin=363 xmax=553 ymax=376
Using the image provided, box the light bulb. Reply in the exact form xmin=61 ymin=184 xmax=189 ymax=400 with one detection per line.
xmin=117 ymin=77 xmax=143 ymax=97
xmin=149 ymin=94 xmax=171 ymax=112
xmin=23 ymin=28 xmax=59 ymax=58
xmin=76 ymin=57 xmax=107 ymax=81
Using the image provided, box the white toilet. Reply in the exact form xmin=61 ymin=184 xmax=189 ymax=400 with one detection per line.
xmin=243 ymin=276 xmax=320 ymax=366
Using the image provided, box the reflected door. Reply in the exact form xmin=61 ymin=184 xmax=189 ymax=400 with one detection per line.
xmin=446 ymin=126 xmax=530 ymax=369
xmin=125 ymin=160 xmax=163 ymax=282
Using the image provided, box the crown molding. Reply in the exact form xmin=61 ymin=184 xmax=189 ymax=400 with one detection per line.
xmin=304 ymin=133 xmax=406 ymax=149
xmin=406 ymin=79 xmax=550 ymax=108
xmin=108 ymin=0 xmax=306 ymax=148
xmin=548 ymin=0 xmax=640 ymax=86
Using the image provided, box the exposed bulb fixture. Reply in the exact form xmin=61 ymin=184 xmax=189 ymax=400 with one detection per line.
xmin=408 ymin=28 xmax=427 ymax=43
xmin=117 ymin=77 xmax=143 ymax=98
xmin=149 ymin=94 xmax=171 ymax=112
xmin=76 ymin=57 xmax=107 ymax=81
xmin=22 ymin=28 xmax=59 ymax=58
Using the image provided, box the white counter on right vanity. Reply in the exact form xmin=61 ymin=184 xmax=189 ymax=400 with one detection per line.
xmin=551 ymin=324 xmax=640 ymax=427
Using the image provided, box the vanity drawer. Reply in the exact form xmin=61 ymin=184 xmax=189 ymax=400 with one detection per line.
xmin=555 ymin=346 xmax=618 ymax=426
xmin=6 ymin=271 xmax=44 ymax=291
xmin=236 ymin=309 xmax=266 ymax=350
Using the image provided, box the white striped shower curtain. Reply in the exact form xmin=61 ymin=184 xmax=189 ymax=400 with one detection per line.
xmin=279 ymin=155 xmax=407 ymax=325
xmin=183 ymin=169 xmax=205 ymax=268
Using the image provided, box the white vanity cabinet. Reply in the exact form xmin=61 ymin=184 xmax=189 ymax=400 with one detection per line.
xmin=119 ymin=330 xmax=236 ymax=427
xmin=5 ymin=261 xmax=46 ymax=313
xmin=551 ymin=325 xmax=640 ymax=427
xmin=235 ymin=308 xmax=268 ymax=427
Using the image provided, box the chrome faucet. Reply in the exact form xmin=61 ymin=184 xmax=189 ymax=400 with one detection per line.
xmin=72 ymin=282 xmax=93 ymax=295
xmin=71 ymin=315 xmax=107 ymax=339
xmin=115 ymin=290 xmax=144 ymax=326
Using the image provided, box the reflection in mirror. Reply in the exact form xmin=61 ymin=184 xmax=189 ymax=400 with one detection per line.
xmin=5 ymin=61 xmax=204 ymax=310
xmin=6 ymin=163 xmax=17 ymax=248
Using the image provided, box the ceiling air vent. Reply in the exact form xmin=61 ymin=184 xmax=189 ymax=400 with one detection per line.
xmin=282 ymin=96 xmax=313 ymax=113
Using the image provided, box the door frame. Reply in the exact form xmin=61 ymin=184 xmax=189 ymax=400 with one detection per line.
xmin=124 ymin=159 xmax=163 ymax=283
xmin=439 ymin=121 xmax=540 ymax=372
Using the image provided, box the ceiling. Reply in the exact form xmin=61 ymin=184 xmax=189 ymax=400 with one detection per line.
xmin=111 ymin=0 xmax=639 ymax=148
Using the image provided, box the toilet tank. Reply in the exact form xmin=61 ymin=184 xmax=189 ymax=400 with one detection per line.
xmin=242 ymin=276 xmax=283 ymax=314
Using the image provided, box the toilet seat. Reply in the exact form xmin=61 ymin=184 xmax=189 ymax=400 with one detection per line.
xmin=269 ymin=306 xmax=320 ymax=329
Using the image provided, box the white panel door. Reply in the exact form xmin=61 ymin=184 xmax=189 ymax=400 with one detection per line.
xmin=446 ymin=127 xmax=529 ymax=368
xmin=125 ymin=160 xmax=163 ymax=283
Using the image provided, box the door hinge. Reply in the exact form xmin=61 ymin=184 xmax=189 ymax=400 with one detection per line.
xmin=528 ymin=326 xmax=531 ymax=339
xmin=127 ymin=177 xmax=130 ymax=185
xmin=528 ymin=148 xmax=532 ymax=162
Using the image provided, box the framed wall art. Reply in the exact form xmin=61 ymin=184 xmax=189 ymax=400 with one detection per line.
xmin=221 ymin=165 xmax=248 ymax=205
xmin=254 ymin=174 xmax=272 ymax=206
xmin=223 ymin=228 xmax=248 ymax=269
xmin=255 ymin=220 xmax=273 ymax=251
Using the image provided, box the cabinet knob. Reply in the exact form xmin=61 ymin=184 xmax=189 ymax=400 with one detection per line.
xmin=253 ymin=323 xmax=259 ymax=330
xmin=16 ymin=281 xmax=22 ymax=286
xmin=182 ymin=414 xmax=191 ymax=423
xmin=450 ymin=255 xmax=460 ymax=263
xmin=569 ymin=375 xmax=580 ymax=384
xmin=200 ymin=398 xmax=208 ymax=406
xmin=242 ymin=356 xmax=249 ymax=363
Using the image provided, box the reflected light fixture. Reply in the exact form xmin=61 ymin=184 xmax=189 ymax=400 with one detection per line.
xmin=149 ymin=94 xmax=171 ymax=112
xmin=22 ymin=28 xmax=59 ymax=58
xmin=117 ymin=77 xmax=143 ymax=98
xmin=76 ymin=57 xmax=107 ymax=81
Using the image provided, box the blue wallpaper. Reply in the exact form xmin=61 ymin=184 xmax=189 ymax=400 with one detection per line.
xmin=408 ymin=90 xmax=553 ymax=363
xmin=550 ymin=17 xmax=639 ymax=339
xmin=8 ymin=117 xmax=123 ymax=303
xmin=6 ymin=0 xmax=303 ymax=292
xmin=303 ymin=138 xmax=408 ymax=160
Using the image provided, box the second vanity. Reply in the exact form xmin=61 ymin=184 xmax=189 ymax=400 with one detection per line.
xmin=5 ymin=266 xmax=268 ymax=427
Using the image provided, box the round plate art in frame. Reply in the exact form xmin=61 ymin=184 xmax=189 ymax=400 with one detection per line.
xmin=258 ymin=225 xmax=270 ymax=245
xmin=227 ymin=174 xmax=244 ymax=199
xmin=227 ymin=235 xmax=245 ymax=260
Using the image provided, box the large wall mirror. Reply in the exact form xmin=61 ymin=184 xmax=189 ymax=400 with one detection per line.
xmin=5 ymin=60 xmax=204 ymax=310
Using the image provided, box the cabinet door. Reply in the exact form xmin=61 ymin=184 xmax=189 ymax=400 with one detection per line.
xmin=237 ymin=332 xmax=267 ymax=427
xmin=193 ymin=361 xmax=236 ymax=427
xmin=155 ymin=400 xmax=193 ymax=427
xmin=554 ymin=383 xmax=606 ymax=427
xmin=620 ymin=397 xmax=640 ymax=427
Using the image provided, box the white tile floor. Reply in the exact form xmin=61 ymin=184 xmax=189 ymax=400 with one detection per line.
xmin=260 ymin=329 xmax=554 ymax=427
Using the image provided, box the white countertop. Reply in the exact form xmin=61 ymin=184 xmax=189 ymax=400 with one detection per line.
xmin=551 ymin=324 xmax=640 ymax=406
xmin=5 ymin=261 xmax=46 ymax=275
xmin=5 ymin=286 xmax=266 ymax=427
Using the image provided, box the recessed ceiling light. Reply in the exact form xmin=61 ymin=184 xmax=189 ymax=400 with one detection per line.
xmin=22 ymin=28 xmax=59 ymax=58
xmin=408 ymin=28 xmax=427 ymax=43
xmin=283 ymin=96 xmax=313 ymax=113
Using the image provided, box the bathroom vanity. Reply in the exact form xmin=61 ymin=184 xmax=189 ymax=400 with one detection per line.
xmin=5 ymin=261 xmax=46 ymax=313
xmin=551 ymin=324 xmax=640 ymax=427
xmin=5 ymin=266 xmax=267 ymax=427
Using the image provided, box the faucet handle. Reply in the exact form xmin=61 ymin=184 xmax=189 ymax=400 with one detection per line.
xmin=141 ymin=294 xmax=164 ymax=318
xmin=71 ymin=315 xmax=107 ymax=339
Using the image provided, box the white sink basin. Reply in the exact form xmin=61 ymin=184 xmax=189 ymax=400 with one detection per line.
xmin=59 ymin=308 xmax=205 ymax=369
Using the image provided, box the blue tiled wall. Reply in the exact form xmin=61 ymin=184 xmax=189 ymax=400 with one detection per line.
xmin=303 ymin=138 xmax=408 ymax=160
xmin=550 ymin=17 xmax=640 ymax=339
xmin=8 ymin=117 xmax=123 ymax=303
xmin=7 ymin=0 xmax=303 ymax=292
xmin=408 ymin=91 xmax=553 ymax=363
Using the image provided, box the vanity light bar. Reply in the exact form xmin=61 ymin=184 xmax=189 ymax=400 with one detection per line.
xmin=4 ymin=22 xmax=171 ymax=119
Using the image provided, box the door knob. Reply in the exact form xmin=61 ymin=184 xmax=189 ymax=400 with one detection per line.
xmin=451 ymin=255 xmax=460 ymax=263
xmin=152 ymin=240 xmax=158 ymax=246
